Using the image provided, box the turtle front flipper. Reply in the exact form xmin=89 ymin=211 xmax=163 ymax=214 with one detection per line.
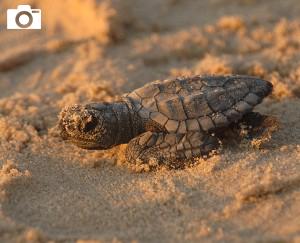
xmin=125 ymin=131 xmax=219 ymax=169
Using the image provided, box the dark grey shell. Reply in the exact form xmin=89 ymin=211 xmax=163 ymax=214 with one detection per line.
xmin=123 ymin=75 xmax=272 ymax=133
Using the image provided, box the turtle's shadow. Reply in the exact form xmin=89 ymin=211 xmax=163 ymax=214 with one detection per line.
xmin=216 ymin=111 xmax=280 ymax=150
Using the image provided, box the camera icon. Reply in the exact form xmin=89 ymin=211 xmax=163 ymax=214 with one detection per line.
xmin=7 ymin=5 xmax=41 ymax=30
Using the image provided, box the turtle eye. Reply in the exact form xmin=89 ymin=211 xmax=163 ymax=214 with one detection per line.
xmin=83 ymin=118 xmax=98 ymax=132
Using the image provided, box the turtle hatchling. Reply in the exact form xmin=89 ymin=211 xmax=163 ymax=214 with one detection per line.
xmin=58 ymin=75 xmax=273 ymax=167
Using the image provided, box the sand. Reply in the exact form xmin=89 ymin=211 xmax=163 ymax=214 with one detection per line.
xmin=0 ymin=0 xmax=299 ymax=242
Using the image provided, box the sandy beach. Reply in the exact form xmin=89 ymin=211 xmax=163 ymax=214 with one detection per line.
xmin=0 ymin=0 xmax=299 ymax=242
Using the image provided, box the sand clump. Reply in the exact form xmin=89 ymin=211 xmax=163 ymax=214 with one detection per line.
xmin=0 ymin=0 xmax=299 ymax=242
xmin=2 ymin=0 xmax=129 ymax=43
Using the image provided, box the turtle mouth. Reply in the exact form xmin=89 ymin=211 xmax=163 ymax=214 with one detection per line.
xmin=58 ymin=122 xmax=106 ymax=150
xmin=65 ymin=138 xmax=106 ymax=150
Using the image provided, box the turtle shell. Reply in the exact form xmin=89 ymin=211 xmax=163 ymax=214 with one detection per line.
xmin=123 ymin=75 xmax=272 ymax=133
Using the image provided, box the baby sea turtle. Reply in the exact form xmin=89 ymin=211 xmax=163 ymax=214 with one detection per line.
xmin=58 ymin=75 xmax=272 ymax=167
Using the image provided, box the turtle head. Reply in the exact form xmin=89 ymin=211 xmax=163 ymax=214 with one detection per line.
xmin=58 ymin=103 xmax=117 ymax=150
